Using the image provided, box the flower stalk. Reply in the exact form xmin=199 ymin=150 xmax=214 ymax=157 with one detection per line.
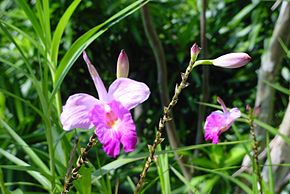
xmin=62 ymin=133 xmax=97 ymax=194
xmin=134 ymin=48 xmax=199 ymax=193
xmin=247 ymin=106 xmax=263 ymax=194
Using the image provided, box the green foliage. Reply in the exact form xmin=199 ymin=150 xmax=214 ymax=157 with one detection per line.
xmin=0 ymin=0 xmax=289 ymax=193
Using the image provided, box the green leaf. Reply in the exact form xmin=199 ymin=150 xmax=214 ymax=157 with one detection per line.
xmin=263 ymin=80 xmax=290 ymax=95
xmin=15 ymin=0 xmax=44 ymax=42
xmin=91 ymin=140 xmax=249 ymax=180
xmin=0 ymin=148 xmax=50 ymax=190
xmin=156 ymin=145 xmax=171 ymax=194
xmin=219 ymin=3 xmax=257 ymax=34
xmin=254 ymin=119 xmax=290 ymax=145
xmin=170 ymin=166 xmax=198 ymax=193
xmin=0 ymin=168 xmax=11 ymax=194
xmin=51 ymin=0 xmax=81 ymax=66
xmin=0 ymin=20 xmax=44 ymax=54
xmin=74 ymin=166 xmax=92 ymax=194
xmin=224 ymin=144 xmax=248 ymax=166
xmin=189 ymin=165 xmax=252 ymax=194
xmin=0 ymin=119 xmax=50 ymax=176
xmin=92 ymin=156 xmax=144 ymax=179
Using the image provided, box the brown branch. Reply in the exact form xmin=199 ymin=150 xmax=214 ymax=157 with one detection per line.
xmin=62 ymin=133 xmax=97 ymax=194
xmin=134 ymin=55 xmax=198 ymax=193
xmin=140 ymin=4 xmax=192 ymax=186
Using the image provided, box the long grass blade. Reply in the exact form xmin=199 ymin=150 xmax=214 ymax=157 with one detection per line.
xmin=15 ymin=0 xmax=44 ymax=42
xmin=0 ymin=148 xmax=50 ymax=190
xmin=0 ymin=119 xmax=50 ymax=176
xmin=51 ymin=0 xmax=81 ymax=66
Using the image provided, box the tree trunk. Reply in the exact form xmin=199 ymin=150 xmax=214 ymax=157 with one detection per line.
xmin=262 ymin=97 xmax=290 ymax=193
xmin=254 ymin=1 xmax=290 ymax=141
xmin=234 ymin=2 xmax=290 ymax=193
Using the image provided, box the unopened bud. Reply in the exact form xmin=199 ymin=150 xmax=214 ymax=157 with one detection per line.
xmin=116 ymin=49 xmax=129 ymax=78
xmin=213 ymin=53 xmax=251 ymax=68
xmin=190 ymin=43 xmax=200 ymax=61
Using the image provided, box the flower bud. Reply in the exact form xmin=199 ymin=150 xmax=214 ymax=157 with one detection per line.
xmin=116 ymin=49 xmax=129 ymax=78
xmin=213 ymin=53 xmax=251 ymax=68
xmin=190 ymin=43 xmax=200 ymax=61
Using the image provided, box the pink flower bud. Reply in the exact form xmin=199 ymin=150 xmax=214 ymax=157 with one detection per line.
xmin=190 ymin=43 xmax=200 ymax=61
xmin=213 ymin=53 xmax=251 ymax=68
xmin=117 ymin=50 xmax=129 ymax=78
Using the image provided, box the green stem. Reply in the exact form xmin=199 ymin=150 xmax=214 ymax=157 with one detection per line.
xmin=249 ymin=116 xmax=263 ymax=194
xmin=0 ymin=168 xmax=10 ymax=194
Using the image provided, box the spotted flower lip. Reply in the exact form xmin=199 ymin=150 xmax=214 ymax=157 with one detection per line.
xmin=60 ymin=51 xmax=150 ymax=157
xmin=204 ymin=97 xmax=241 ymax=144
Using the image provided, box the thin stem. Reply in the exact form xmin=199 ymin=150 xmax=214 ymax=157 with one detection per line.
xmin=62 ymin=133 xmax=97 ymax=194
xmin=134 ymin=59 xmax=198 ymax=194
xmin=141 ymin=4 xmax=192 ymax=185
xmin=249 ymin=116 xmax=263 ymax=194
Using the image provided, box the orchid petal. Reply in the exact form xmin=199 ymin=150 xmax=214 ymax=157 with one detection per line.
xmin=90 ymin=100 xmax=137 ymax=157
xmin=224 ymin=108 xmax=241 ymax=127
xmin=204 ymin=111 xmax=225 ymax=144
xmin=217 ymin=96 xmax=228 ymax=113
xmin=83 ymin=51 xmax=108 ymax=101
xmin=108 ymin=78 xmax=150 ymax=110
xmin=60 ymin=93 xmax=99 ymax=131
xmin=229 ymin=108 xmax=241 ymax=120
xmin=204 ymin=97 xmax=241 ymax=144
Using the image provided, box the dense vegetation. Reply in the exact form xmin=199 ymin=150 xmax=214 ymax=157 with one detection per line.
xmin=0 ymin=0 xmax=289 ymax=194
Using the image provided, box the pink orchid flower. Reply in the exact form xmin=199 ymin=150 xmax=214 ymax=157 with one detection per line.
xmin=204 ymin=97 xmax=241 ymax=144
xmin=60 ymin=51 xmax=150 ymax=157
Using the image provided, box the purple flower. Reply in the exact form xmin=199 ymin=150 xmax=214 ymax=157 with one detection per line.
xmin=213 ymin=53 xmax=251 ymax=68
xmin=204 ymin=97 xmax=241 ymax=144
xmin=60 ymin=51 xmax=150 ymax=157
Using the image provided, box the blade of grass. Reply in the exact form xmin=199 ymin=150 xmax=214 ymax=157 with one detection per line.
xmin=15 ymin=0 xmax=44 ymax=42
xmin=42 ymin=0 xmax=51 ymax=49
xmin=170 ymin=166 xmax=197 ymax=193
xmin=0 ymin=168 xmax=11 ymax=194
xmin=0 ymin=20 xmax=43 ymax=53
xmin=187 ymin=165 xmax=252 ymax=194
xmin=0 ymin=119 xmax=50 ymax=176
xmin=0 ymin=148 xmax=50 ymax=190
xmin=156 ymin=145 xmax=171 ymax=194
xmin=266 ymin=131 xmax=274 ymax=193
xmin=4 ymin=182 xmax=43 ymax=189
xmin=263 ymin=80 xmax=290 ymax=95
xmin=0 ymin=21 xmax=36 ymax=79
xmin=126 ymin=176 xmax=136 ymax=192
xmin=0 ymin=89 xmax=43 ymax=117
xmin=51 ymin=0 xmax=81 ymax=66
xmin=92 ymin=140 xmax=248 ymax=180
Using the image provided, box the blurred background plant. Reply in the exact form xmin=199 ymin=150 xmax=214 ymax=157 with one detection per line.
xmin=0 ymin=0 xmax=289 ymax=193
